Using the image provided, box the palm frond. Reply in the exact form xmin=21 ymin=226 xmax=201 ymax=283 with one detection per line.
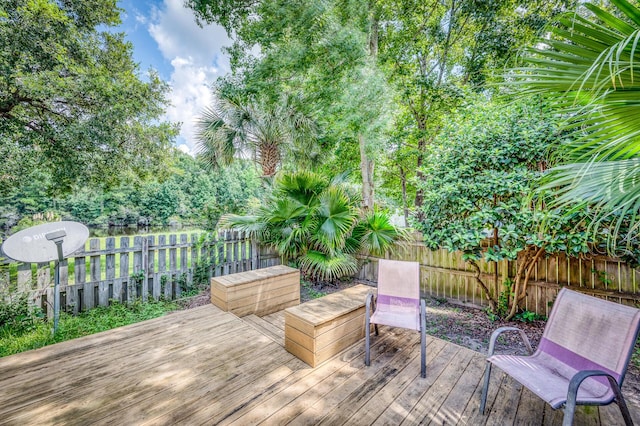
xmin=510 ymin=1 xmax=640 ymax=248
xmin=355 ymin=210 xmax=409 ymax=256
xmin=314 ymin=187 xmax=358 ymax=251
xmin=542 ymin=159 xmax=640 ymax=232
xmin=218 ymin=213 xmax=267 ymax=240
xmin=298 ymin=250 xmax=358 ymax=283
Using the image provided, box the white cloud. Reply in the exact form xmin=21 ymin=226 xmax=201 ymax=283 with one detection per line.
xmin=147 ymin=0 xmax=231 ymax=151
xmin=177 ymin=143 xmax=193 ymax=156
xmin=135 ymin=13 xmax=147 ymax=25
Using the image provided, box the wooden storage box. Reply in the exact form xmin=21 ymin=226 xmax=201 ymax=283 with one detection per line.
xmin=284 ymin=284 xmax=374 ymax=367
xmin=210 ymin=265 xmax=300 ymax=317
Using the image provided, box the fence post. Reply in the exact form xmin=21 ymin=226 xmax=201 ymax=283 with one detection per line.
xmin=251 ymin=239 xmax=259 ymax=270
xmin=104 ymin=237 xmax=116 ymax=305
xmin=169 ymin=234 xmax=177 ymax=299
xmin=190 ymin=233 xmax=198 ymax=287
xmin=132 ymin=236 xmax=142 ymax=301
xmin=117 ymin=237 xmax=129 ymax=303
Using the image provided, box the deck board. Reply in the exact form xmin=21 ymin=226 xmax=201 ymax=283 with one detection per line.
xmin=0 ymin=304 xmax=637 ymax=425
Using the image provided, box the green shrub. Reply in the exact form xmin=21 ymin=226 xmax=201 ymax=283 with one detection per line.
xmin=0 ymin=291 xmax=44 ymax=333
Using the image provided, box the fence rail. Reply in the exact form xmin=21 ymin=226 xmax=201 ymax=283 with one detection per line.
xmin=357 ymin=240 xmax=640 ymax=317
xmin=1 ymin=231 xmax=280 ymax=316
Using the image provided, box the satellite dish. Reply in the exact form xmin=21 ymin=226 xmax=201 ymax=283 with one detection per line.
xmin=1 ymin=221 xmax=89 ymax=263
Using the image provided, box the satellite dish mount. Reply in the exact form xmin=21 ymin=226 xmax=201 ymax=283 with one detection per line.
xmin=1 ymin=222 xmax=89 ymax=335
xmin=46 ymin=229 xmax=67 ymax=334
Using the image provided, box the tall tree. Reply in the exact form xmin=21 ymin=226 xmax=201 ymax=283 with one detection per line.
xmin=187 ymin=0 xmax=392 ymax=210
xmin=187 ymin=0 xmax=572 ymax=214
xmin=376 ymin=0 xmax=575 ymax=209
xmin=0 ymin=0 xmax=177 ymax=194
xmin=195 ymin=87 xmax=316 ymax=178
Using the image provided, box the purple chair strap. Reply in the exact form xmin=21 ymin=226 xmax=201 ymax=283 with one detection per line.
xmin=539 ymin=337 xmax=620 ymax=385
xmin=377 ymin=295 xmax=420 ymax=308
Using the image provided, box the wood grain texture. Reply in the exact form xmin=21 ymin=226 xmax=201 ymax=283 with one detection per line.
xmin=0 ymin=304 xmax=636 ymax=425
xmin=210 ymin=265 xmax=300 ymax=316
xmin=284 ymin=284 xmax=372 ymax=367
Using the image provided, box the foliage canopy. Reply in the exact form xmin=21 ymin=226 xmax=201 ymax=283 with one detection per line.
xmin=414 ymin=97 xmax=592 ymax=317
xmin=0 ymin=0 xmax=177 ymax=194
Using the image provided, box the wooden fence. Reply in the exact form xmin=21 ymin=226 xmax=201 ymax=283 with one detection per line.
xmin=1 ymin=231 xmax=280 ymax=317
xmin=357 ymin=239 xmax=640 ymax=317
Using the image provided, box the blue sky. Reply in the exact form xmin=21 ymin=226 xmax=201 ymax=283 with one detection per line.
xmin=117 ymin=0 xmax=232 ymax=154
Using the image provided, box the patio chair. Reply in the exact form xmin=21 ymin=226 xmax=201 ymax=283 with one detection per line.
xmin=480 ymin=287 xmax=640 ymax=426
xmin=365 ymin=259 xmax=426 ymax=378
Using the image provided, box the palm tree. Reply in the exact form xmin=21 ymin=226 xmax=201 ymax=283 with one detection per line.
xmin=220 ymin=170 xmax=406 ymax=283
xmin=511 ymin=0 xmax=640 ymax=246
xmin=195 ymin=90 xmax=317 ymax=177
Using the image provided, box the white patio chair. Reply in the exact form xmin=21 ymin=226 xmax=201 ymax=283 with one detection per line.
xmin=364 ymin=259 xmax=426 ymax=378
xmin=480 ymin=287 xmax=640 ymax=425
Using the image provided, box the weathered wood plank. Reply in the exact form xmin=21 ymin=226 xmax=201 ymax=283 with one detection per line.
xmin=242 ymin=314 xmax=285 ymax=344
xmin=290 ymin=329 xmax=418 ymax=425
xmin=346 ymin=337 xmax=449 ymax=426
xmin=427 ymin=347 xmax=486 ymax=426
xmin=259 ymin=329 xmax=407 ymax=426
xmin=484 ymin=374 xmax=522 ymax=426
xmin=411 ymin=349 xmax=476 ymax=424
xmin=0 ymin=308 xmax=237 ymax=420
xmin=0 ymin=303 xmax=619 ymax=426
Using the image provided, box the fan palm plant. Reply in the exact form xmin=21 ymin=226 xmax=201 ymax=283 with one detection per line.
xmin=195 ymin=90 xmax=317 ymax=177
xmin=511 ymin=0 xmax=640 ymax=246
xmin=220 ymin=170 xmax=406 ymax=283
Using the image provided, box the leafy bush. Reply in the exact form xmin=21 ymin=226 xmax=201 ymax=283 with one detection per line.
xmin=0 ymin=291 xmax=43 ymax=334
xmin=221 ymin=170 xmax=407 ymax=284
xmin=413 ymin=96 xmax=592 ymax=319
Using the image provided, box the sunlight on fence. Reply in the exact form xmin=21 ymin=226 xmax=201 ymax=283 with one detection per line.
xmin=358 ymin=240 xmax=640 ymax=317
xmin=1 ymin=231 xmax=280 ymax=316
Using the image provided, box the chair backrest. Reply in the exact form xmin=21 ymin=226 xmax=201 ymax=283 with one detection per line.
xmin=539 ymin=288 xmax=640 ymax=385
xmin=376 ymin=259 xmax=420 ymax=313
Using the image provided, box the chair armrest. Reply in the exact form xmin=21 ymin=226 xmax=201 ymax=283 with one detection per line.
xmin=564 ymin=370 xmax=628 ymax=426
xmin=488 ymin=326 xmax=533 ymax=357
xmin=567 ymin=370 xmax=620 ymax=402
xmin=366 ymin=291 xmax=376 ymax=313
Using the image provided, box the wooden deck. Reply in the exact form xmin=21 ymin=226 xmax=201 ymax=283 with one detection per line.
xmin=0 ymin=304 xmax=638 ymax=425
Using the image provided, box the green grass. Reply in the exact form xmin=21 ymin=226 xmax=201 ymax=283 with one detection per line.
xmin=0 ymin=298 xmax=179 ymax=357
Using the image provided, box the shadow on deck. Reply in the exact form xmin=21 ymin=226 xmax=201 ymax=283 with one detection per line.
xmin=0 ymin=304 xmax=638 ymax=425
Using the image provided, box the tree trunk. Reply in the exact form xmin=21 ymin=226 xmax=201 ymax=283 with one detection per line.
xmin=369 ymin=7 xmax=378 ymax=57
xmin=469 ymin=260 xmax=497 ymax=312
xmin=505 ymin=246 xmax=545 ymax=321
xmin=399 ymin=165 xmax=409 ymax=227
xmin=415 ymin=148 xmax=425 ymax=210
xmin=259 ymin=141 xmax=280 ymax=177
xmin=359 ymin=134 xmax=375 ymax=211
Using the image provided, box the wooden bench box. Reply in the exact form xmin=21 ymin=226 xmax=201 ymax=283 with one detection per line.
xmin=284 ymin=284 xmax=374 ymax=367
xmin=210 ymin=265 xmax=300 ymax=317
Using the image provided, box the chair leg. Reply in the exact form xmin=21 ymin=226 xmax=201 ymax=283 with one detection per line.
xmin=365 ymin=319 xmax=371 ymax=366
xmin=565 ymin=371 xmax=634 ymax=426
xmin=365 ymin=294 xmax=372 ymax=366
xmin=617 ymin=397 xmax=635 ymax=426
xmin=480 ymin=362 xmax=492 ymax=414
xmin=563 ymin=400 xmax=576 ymax=426
xmin=420 ymin=299 xmax=426 ymax=378
xmin=611 ymin=380 xmax=634 ymax=426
